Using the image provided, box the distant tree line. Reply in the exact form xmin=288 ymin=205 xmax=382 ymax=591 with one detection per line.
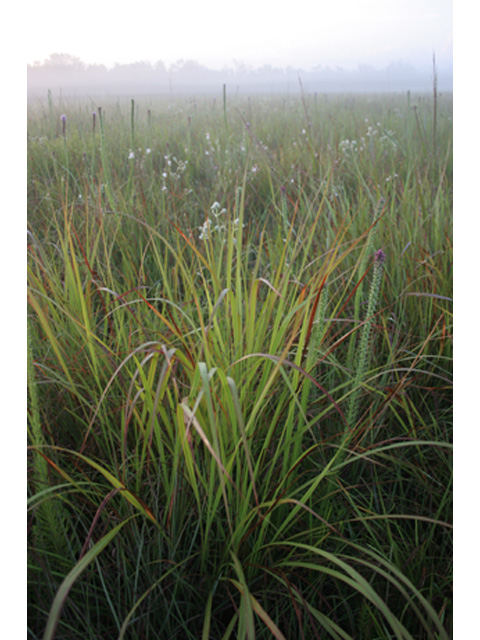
xmin=27 ymin=53 xmax=452 ymax=96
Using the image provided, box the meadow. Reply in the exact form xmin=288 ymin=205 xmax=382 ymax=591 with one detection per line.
xmin=27 ymin=88 xmax=453 ymax=639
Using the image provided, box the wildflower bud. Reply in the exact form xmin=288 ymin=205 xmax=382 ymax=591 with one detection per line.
xmin=347 ymin=247 xmax=386 ymax=428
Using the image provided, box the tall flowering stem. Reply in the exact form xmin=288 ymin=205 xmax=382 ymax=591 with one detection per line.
xmin=347 ymin=198 xmax=384 ymax=370
xmin=28 ymin=316 xmax=65 ymax=554
xmin=130 ymin=98 xmax=135 ymax=150
xmin=60 ymin=114 xmax=69 ymax=175
xmin=347 ymin=249 xmax=386 ymax=428
xmin=280 ymin=185 xmax=289 ymax=239
xmin=98 ymin=107 xmax=116 ymax=211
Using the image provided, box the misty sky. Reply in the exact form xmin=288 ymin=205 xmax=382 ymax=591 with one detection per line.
xmin=26 ymin=0 xmax=452 ymax=72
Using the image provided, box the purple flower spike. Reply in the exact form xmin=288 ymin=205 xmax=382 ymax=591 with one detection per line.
xmin=374 ymin=249 xmax=386 ymax=263
xmin=61 ymin=114 xmax=66 ymax=137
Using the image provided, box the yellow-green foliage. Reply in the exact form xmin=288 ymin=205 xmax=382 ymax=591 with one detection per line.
xmin=28 ymin=90 xmax=452 ymax=639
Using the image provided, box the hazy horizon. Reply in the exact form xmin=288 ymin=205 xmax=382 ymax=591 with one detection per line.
xmin=26 ymin=0 xmax=452 ymax=75
xmin=27 ymin=53 xmax=453 ymax=96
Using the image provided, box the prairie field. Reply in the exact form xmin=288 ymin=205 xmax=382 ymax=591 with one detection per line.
xmin=27 ymin=89 xmax=453 ymax=639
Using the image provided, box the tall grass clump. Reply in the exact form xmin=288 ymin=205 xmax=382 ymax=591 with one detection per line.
xmin=28 ymin=89 xmax=452 ymax=639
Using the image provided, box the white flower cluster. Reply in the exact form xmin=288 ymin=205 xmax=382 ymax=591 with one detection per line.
xmin=198 ymin=218 xmax=213 ymax=241
xmin=339 ymin=138 xmax=364 ymax=154
xmin=210 ymin=201 xmax=227 ymax=217
xmin=128 ymin=148 xmax=152 ymax=161
xmin=198 ymin=201 xmax=243 ymax=242
xmin=28 ymin=136 xmax=48 ymax=144
xmin=160 ymin=153 xmax=189 ymax=191
xmin=339 ymin=121 xmax=398 ymax=156
xmin=385 ymin=173 xmax=399 ymax=182
xmin=204 ymin=131 xmax=222 ymax=157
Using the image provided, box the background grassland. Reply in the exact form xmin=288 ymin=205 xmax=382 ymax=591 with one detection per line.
xmin=27 ymin=89 xmax=452 ymax=639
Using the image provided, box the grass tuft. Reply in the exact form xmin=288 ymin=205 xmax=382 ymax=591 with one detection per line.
xmin=28 ymin=89 xmax=452 ymax=638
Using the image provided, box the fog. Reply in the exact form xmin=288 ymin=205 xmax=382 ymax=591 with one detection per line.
xmin=26 ymin=0 xmax=452 ymax=97
xmin=27 ymin=54 xmax=452 ymax=99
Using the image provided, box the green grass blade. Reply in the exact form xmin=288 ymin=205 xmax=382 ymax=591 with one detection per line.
xmin=43 ymin=517 xmax=135 ymax=640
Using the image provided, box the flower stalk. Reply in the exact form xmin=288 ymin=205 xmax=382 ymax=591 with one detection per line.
xmin=347 ymin=249 xmax=386 ymax=428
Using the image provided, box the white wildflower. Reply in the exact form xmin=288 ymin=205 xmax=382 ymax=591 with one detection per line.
xmin=198 ymin=219 xmax=212 ymax=241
